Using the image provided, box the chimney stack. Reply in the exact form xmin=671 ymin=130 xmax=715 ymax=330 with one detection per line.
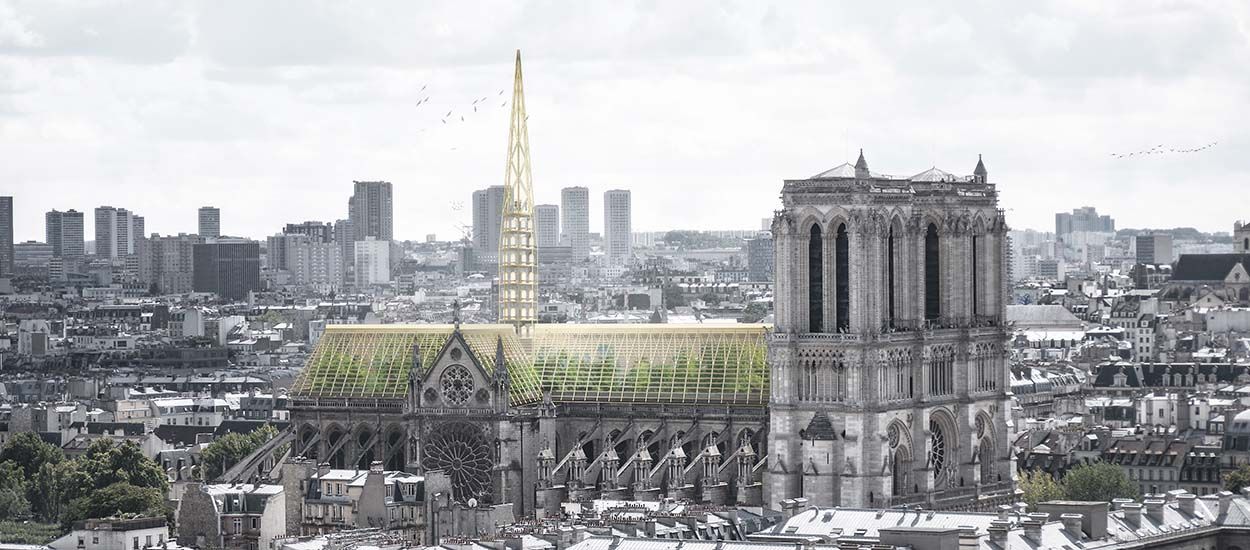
xmin=781 ymin=499 xmax=798 ymax=520
xmin=1177 ymin=493 xmax=1196 ymax=516
xmin=1111 ymin=498 xmax=1133 ymax=511
xmin=1023 ymin=513 xmax=1047 ymax=539
xmin=1144 ymin=499 xmax=1165 ymax=523
xmin=1060 ymin=514 xmax=1084 ymax=538
xmin=1218 ymin=491 xmax=1233 ymax=518
xmin=987 ymin=520 xmax=1010 ymax=545
xmin=318 ymin=462 xmax=331 ymax=477
xmin=1122 ymin=503 xmax=1142 ymax=528
xmin=997 ymin=504 xmax=1012 ymax=521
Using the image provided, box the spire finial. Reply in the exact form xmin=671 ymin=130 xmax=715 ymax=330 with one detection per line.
xmin=854 ymin=148 xmax=870 ymax=179
xmin=973 ymin=154 xmax=988 ymax=183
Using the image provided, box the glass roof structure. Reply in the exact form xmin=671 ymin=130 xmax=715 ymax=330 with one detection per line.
xmin=290 ymin=325 xmax=541 ymax=404
xmin=531 ymin=324 xmax=769 ymax=405
xmin=290 ymin=323 xmax=770 ymax=407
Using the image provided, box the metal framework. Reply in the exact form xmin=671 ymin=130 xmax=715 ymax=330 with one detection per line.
xmin=530 ymin=324 xmax=769 ymax=405
xmin=498 ymin=50 xmax=537 ymax=338
xmin=290 ymin=324 xmax=770 ymax=407
xmin=289 ymin=325 xmax=542 ymax=404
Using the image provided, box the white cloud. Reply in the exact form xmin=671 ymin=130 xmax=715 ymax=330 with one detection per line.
xmin=0 ymin=1 xmax=1247 ymax=243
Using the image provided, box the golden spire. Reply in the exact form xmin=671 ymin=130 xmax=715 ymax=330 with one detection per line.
xmin=499 ymin=50 xmax=537 ymax=339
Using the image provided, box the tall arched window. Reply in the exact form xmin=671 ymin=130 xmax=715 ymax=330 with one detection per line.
xmin=835 ymin=223 xmax=850 ymax=331
xmin=971 ymin=235 xmax=979 ymax=317
xmin=1244 ymin=237 xmax=1249 ymax=251
xmin=925 ymin=223 xmax=940 ymax=320
xmin=887 ymin=227 xmax=896 ymax=327
xmin=809 ymin=224 xmax=823 ymax=333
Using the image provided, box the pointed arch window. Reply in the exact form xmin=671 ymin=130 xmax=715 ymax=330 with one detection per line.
xmin=925 ymin=224 xmax=940 ymax=320
xmin=887 ymin=226 xmax=896 ymax=327
xmin=835 ymin=223 xmax=850 ymax=331
xmin=971 ymin=234 xmax=979 ymax=317
xmin=808 ymin=224 xmax=823 ymax=333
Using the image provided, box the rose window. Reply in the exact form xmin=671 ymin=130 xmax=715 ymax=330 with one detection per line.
xmin=441 ymin=365 xmax=474 ymax=405
xmin=422 ymin=422 xmax=493 ymax=502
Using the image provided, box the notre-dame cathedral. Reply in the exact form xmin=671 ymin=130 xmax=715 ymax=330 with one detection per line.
xmin=286 ymin=42 xmax=1012 ymax=523
xmin=286 ymin=149 xmax=1015 ymax=517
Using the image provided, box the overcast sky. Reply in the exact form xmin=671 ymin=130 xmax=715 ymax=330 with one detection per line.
xmin=2 ymin=1 xmax=1248 ymax=243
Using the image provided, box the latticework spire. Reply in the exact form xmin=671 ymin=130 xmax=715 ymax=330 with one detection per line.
xmin=498 ymin=50 xmax=537 ymax=339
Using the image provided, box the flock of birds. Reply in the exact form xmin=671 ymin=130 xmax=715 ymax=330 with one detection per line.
xmin=1109 ymin=141 xmax=1218 ymax=159
xmin=413 ymin=83 xmax=512 ymax=150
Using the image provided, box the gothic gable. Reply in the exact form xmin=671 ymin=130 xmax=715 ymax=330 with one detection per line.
xmin=1225 ymin=262 xmax=1249 ymax=285
xmin=419 ymin=330 xmax=497 ymax=410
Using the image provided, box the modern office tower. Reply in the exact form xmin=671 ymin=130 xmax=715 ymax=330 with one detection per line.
xmin=199 ymin=206 xmax=221 ymax=238
xmin=535 ymin=204 xmax=560 ymax=248
xmin=266 ymin=233 xmax=307 ymax=271
xmin=45 ymin=209 xmax=85 ymax=258
xmin=0 ymin=196 xmax=12 ymax=277
xmin=284 ymin=221 xmax=334 ymax=243
xmin=472 ymin=185 xmax=505 ymax=259
xmin=349 ymin=180 xmax=393 ymax=242
xmin=1136 ymin=233 xmax=1175 ymax=265
xmin=603 ymin=189 xmax=632 ymax=266
xmin=94 ymin=206 xmax=142 ymax=258
xmin=193 ymin=239 xmax=261 ymax=300
xmin=1055 ymin=206 xmax=1115 ymax=236
xmin=333 ymin=217 xmax=354 ymax=261
xmin=95 ymin=206 xmax=117 ymax=258
xmin=561 ymin=186 xmax=589 ymax=262
xmin=45 ymin=211 xmax=62 ymax=257
xmin=130 ymin=215 xmax=144 ymax=253
xmin=137 ymin=234 xmax=202 ymax=294
xmin=746 ymin=231 xmax=774 ymax=282
xmin=14 ymin=241 xmax=53 ymax=270
xmin=353 ymin=237 xmax=391 ymax=286
xmin=291 ymin=239 xmax=344 ymax=291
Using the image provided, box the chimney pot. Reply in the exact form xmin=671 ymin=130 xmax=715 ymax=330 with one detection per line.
xmin=997 ymin=504 xmax=1012 ymax=521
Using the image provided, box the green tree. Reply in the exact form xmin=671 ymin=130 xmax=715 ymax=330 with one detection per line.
xmin=1018 ymin=469 xmax=1064 ymax=510
xmin=1062 ymin=461 xmax=1140 ymax=502
xmin=0 ymin=432 xmax=64 ymax=478
xmin=1224 ymin=464 xmax=1250 ymax=493
xmin=739 ymin=302 xmax=769 ymax=323
xmin=200 ymin=424 xmax=279 ymax=481
xmin=63 ymin=482 xmax=168 ymax=528
xmin=29 ymin=461 xmax=70 ymax=523
xmin=74 ymin=439 xmax=168 ymax=493
xmin=0 ymin=461 xmax=30 ymax=518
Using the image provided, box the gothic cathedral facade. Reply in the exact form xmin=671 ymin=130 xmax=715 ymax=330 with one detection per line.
xmin=765 ymin=152 xmax=1015 ymax=510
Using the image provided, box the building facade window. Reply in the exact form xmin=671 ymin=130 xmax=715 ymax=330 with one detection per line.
xmin=835 ymin=223 xmax=849 ymax=331
xmin=808 ymin=224 xmax=823 ymax=332
xmin=925 ymin=224 xmax=940 ymax=320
